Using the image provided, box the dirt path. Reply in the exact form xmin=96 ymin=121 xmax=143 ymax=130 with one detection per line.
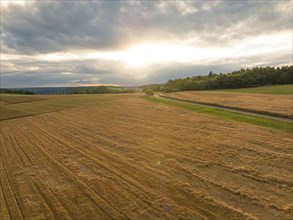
xmin=156 ymin=94 xmax=293 ymax=122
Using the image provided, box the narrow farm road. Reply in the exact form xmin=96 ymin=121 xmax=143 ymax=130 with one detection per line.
xmin=154 ymin=94 xmax=293 ymax=123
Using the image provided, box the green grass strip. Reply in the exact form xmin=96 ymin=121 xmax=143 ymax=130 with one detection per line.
xmin=143 ymin=96 xmax=293 ymax=133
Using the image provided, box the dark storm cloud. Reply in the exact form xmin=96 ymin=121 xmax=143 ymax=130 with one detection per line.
xmin=2 ymin=0 xmax=291 ymax=54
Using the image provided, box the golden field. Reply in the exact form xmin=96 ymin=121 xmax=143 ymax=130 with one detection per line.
xmin=162 ymin=91 xmax=293 ymax=118
xmin=0 ymin=94 xmax=292 ymax=219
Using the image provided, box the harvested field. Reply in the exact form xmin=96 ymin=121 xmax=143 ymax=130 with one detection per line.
xmin=163 ymin=91 xmax=293 ymax=118
xmin=0 ymin=94 xmax=46 ymax=104
xmin=0 ymin=94 xmax=130 ymax=120
xmin=1 ymin=94 xmax=292 ymax=219
xmin=219 ymin=84 xmax=293 ymax=95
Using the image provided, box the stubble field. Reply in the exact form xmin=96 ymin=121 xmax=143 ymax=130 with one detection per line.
xmin=162 ymin=91 xmax=293 ymax=118
xmin=0 ymin=94 xmax=292 ymax=219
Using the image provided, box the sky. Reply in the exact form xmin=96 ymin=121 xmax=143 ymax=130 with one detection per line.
xmin=1 ymin=0 xmax=292 ymax=88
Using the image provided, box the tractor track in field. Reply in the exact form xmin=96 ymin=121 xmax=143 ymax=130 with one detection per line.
xmin=1 ymin=95 xmax=292 ymax=219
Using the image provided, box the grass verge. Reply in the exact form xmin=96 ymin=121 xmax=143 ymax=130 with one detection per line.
xmin=143 ymin=96 xmax=293 ymax=133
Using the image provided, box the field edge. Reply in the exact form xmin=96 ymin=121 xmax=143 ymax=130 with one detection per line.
xmin=160 ymin=94 xmax=293 ymax=119
xmin=143 ymin=96 xmax=293 ymax=133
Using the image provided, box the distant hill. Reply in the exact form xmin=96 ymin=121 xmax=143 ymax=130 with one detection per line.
xmin=0 ymin=88 xmax=35 ymax=95
xmin=14 ymin=87 xmax=68 ymax=95
xmin=6 ymin=86 xmax=141 ymax=95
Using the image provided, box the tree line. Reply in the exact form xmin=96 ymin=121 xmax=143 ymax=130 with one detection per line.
xmin=143 ymin=65 xmax=293 ymax=95
xmin=0 ymin=86 xmax=138 ymax=95
xmin=0 ymin=89 xmax=35 ymax=95
xmin=63 ymin=86 xmax=137 ymax=94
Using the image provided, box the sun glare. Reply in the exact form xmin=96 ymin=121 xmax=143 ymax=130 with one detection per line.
xmin=33 ymin=32 xmax=292 ymax=68
xmin=122 ymin=44 xmax=199 ymax=67
xmin=36 ymin=44 xmax=228 ymax=67
xmin=1 ymin=0 xmax=26 ymax=6
xmin=124 ymin=44 xmax=162 ymax=66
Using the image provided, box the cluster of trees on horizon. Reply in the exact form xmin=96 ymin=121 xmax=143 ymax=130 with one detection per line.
xmin=143 ymin=65 xmax=293 ymax=95
xmin=0 ymin=86 xmax=138 ymax=95
xmin=1 ymin=66 xmax=292 ymax=96
xmin=63 ymin=86 xmax=137 ymax=94
xmin=0 ymin=89 xmax=35 ymax=95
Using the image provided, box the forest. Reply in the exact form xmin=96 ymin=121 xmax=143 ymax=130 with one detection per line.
xmin=143 ymin=65 xmax=293 ymax=94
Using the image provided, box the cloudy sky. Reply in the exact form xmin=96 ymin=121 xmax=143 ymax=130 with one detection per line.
xmin=1 ymin=0 xmax=292 ymax=88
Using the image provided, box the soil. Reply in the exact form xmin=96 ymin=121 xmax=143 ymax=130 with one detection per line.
xmin=1 ymin=95 xmax=292 ymax=219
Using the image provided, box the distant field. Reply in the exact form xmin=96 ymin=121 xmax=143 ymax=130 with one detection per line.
xmin=0 ymin=94 xmax=292 ymax=219
xmin=218 ymin=84 xmax=293 ymax=95
xmin=146 ymin=96 xmax=292 ymax=133
xmin=0 ymin=94 xmax=46 ymax=103
xmin=0 ymin=93 xmax=133 ymax=120
xmin=163 ymin=90 xmax=293 ymax=119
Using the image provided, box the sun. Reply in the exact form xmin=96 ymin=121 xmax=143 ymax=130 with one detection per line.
xmin=122 ymin=43 xmax=208 ymax=67
xmin=1 ymin=0 xmax=26 ymax=7
xmin=37 ymin=43 xmax=237 ymax=68
xmin=123 ymin=44 xmax=164 ymax=67
xmin=123 ymin=43 xmax=192 ymax=67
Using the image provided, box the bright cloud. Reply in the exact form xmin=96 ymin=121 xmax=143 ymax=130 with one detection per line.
xmin=1 ymin=0 xmax=292 ymax=87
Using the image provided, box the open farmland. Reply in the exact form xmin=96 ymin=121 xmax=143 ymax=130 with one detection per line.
xmin=0 ymin=94 xmax=128 ymax=121
xmin=0 ymin=94 xmax=292 ymax=219
xmin=162 ymin=90 xmax=293 ymax=119
xmin=219 ymin=84 xmax=293 ymax=95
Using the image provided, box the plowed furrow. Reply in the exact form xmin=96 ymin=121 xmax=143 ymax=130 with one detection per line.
xmin=45 ymin=112 xmax=292 ymax=190
xmin=24 ymin=131 xmax=126 ymax=219
xmin=24 ymin=116 xmax=220 ymax=218
xmin=28 ymin=116 xmax=253 ymax=219
xmin=2 ymin=129 xmax=88 ymax=219
xmin=31 ymin=113 xmax=290 ymax=218
xmin=1 ymin=95 xmax=292 ymax=219
xmin=0 ymin=147 xmax=24 ymax=219
xmin=0 ymin=176 xmax=12 ymax=220
xmin=30 ymin=178 xmax=74 ymax=220
xmin=27 ymin=119 xmax=175 ymax=218
xmin=5 ymin=133 xmax=60 ymax=219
